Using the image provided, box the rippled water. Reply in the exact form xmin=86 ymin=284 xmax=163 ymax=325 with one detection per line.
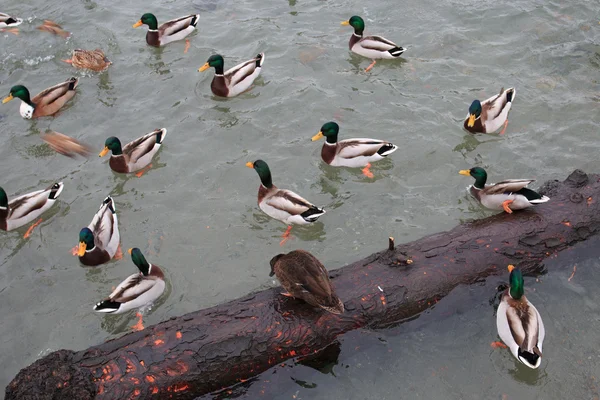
xmin=0 ymin=0 xmax=599 ymax=396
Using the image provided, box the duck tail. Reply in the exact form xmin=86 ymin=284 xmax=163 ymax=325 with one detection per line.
xmin=48 ymin=182 xmax=64 ymax=200
xmin=301 ymin=206 xmax=325 ymax=222
xmin=377 ymin=143 xmax=398 ymax=157
xmin=154 ymin=128 xmax=167 ymax=144
xmin=505 ymin=87 xmax=516 ymax=103
xmin=517 ymin=348 xmax=541 ymax=369
xmin=102 ymin=196 xmax=116 ymax=213
xmin=529 ymin=195 xmax=550 ymax=204
xmin=94 ymin=299 xmax=121 ymax=313
xmin=67 ymin=77 xmax=79 ymax=90
xmin=190 ymin=14 xmax=200 ymax=27
xmin=388 ymin=46 xmax=406 ymax=57
xmin=319 ymin=296 xmax=345 ymax=315
xmin=255 ymin=52 xmax=265 ymax=68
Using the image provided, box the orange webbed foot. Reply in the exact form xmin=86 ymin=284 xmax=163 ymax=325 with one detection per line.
xmin=362 ymin=163 xmax=374 ymax=179
xmin=135 ymin=164 xmax=153 ymax=178
xmin=62 ymin=59 xmax=73 ymax=64
xmin=499 ymin=120 xmax=509 ymax=135
xmin=491 ymin=341 xmax=508 ymax=349
xmin=365 ymin=60 xmax=376 ymax=72
xmin=279 ymin=226 xmax=292 ymax=246
xmin=131 ymin=312 xmax=144 ymax=331
xmin=184 ymin=39 xmax=190 ymax=54
xmin=23 ymin=218 xmax=43 ymax=239
xmin=502 ymin=200 xmax=514 ymax=214
xmin=114 ymin=244 xmax=124 ymax=260
xmin=1 ymin=28 xmax=19 ymax=35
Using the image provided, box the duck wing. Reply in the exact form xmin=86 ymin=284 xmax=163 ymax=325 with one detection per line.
xmin=359 ymin=35 xmax=399 ymax=51
xmin=159 ymin=14 xmax=199 ymax=37
xmin=122 ymin=130 xmax=160 ymax=163
xmin=482 ymin=179 xmax=534 ymax=195
xmin=336 ymin=138 xmax=394 ymax=159
xmin=31 ymin=78 xmax=78 ymax=108
xmin=265 ymin=189 xmax=316 ymax=216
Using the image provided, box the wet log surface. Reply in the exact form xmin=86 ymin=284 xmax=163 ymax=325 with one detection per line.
xmin=6 ymin=170 xmax=600 ymax=400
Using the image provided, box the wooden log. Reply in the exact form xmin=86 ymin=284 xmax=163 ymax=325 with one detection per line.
xmin=6 ymin=170 xmax=600 ymax=400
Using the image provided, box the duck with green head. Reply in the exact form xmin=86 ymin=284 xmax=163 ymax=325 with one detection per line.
xmin=464 ymin=87 xmax=515 ymax=134
xmin=496 ymin=264 xmax=545 ymax=369
xmin=0 ymin=182 xmax=63 ymax=236
xmin=312 ymin=121 xmax=398 ymax=178
xmin=2 ymin=77 xmax=78 ymax=119
xmin=133 ymin=12 xmax=199 ymax=47
xmin=99 ymin=128 xmax=167 ymax=177
xmin=198 ymin=52 xmax=265 ymax=97
xmin=246 ymin=160 xmax=325 ymax=245
xmin=76 ymin=196 xmax=120 ymax=266
xmin=459 ymin=167 xmax=549 ymax=214
xmin=341 ymin=15 xmax=406 ymax=72
xmin=94 ymin=247 xmax=166 ymax=331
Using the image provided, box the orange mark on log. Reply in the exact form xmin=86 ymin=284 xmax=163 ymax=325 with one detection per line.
xmin=125 ymin=358 xmax=136 ymax=373
xmin=290 ymin=350 xmax=297 ymax=356
xmin=176 ymin=331 xmax=182 ymax=339
xmin=152 ymin=387 xmax=159 ymax=394
xmin=97 ymin=385 xmax=104 ymax=394
xmin=133 ymin=389 xmax=141 ymax=396
xmin=568 ymin=265 xmax=577 ymax=282
xmin=140 ymin=360 xmax=145 ymax=367
xmin=145 ymin=375 xmax=156 ymax=383
xmin=587 ymin=197 xmax=593 ymax=206
xmin=380 ymin=295 xmax=386 ymax=306
xmin=130 ymin=377 xmax=140 ymax=385
xmin=562 ymin=221 xmax=571 ymax=227
xmin=154 ymin=339 xmax=165 ymax=346
xmin=172 ymin=383 xmax=189 ymax=392
xmin=361 ymin=296 xmax=367 ymax=301
xmin=275 ymin=331 xmax=283 ymax=339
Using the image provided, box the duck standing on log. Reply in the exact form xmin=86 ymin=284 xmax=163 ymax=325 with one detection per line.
xmin=270 ymin=250 xmax=344 ymax=314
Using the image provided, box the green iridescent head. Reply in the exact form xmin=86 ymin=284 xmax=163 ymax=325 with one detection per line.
xmin=99 ymin=136 xmax=123 ymax=157
xmin=313 ymin=122 xmax=340 ymax=144
xmin=246 ymin=159 xmax=273 ymax=188
xmin=129 ymin=247 xmax=151 ymax=275
xmin=342 ymin=16 xmax=365 ymax=35
xmin=199 ymin=55 xmax=225 ymax=75
xmin=3 ymin=85 xmax=32 ymax=105
xmin=134 ymin=13 xmax=158 ymax=30
xmin=78 ymin=227 xmax=95 ymax=256
xmin=459 ymin=166 xmax=488 ymax=189
xmin=508 ymin=265 xmax=524 ymax=299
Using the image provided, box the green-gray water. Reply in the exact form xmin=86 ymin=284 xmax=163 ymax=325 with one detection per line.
xmin=0 ymin=0 xmax=599 ymax=397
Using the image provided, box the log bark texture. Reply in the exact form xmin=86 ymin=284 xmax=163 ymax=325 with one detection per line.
xmin=6 ymin=170 xmax=600 ymax=400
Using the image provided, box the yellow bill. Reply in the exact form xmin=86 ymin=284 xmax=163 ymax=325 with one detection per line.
xmin=78 ymin=242 xmax=87 ymax=257
xmin=99 ymin=147 xmax=109 ymax=157
xmin=311 ymin=131 xmax=324 ymax=141
xmin=508 ymin=264 xmax=515 ymax=272
xmin=133 ymin=20 xmax=143 ymax=28
xmin=458 ymin=170 xmax=471 ymax=176
xmin=2 ymin=94 xmax=14 ymax=104
xmin=128 ymin=248 xmax=133 ymax=255
xmin=198 ymin=63 xmax=210 ymax=72
xmin=245 ymin=161 xmax=254 ymax=169
xmin=341 ymin=21 xmax=350 ymax=26
xmin=467 ymin=114 xmax=476 ymax=128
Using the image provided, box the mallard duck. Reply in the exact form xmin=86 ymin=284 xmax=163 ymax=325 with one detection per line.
xmin=497 ymin=265 xmax=545 ymax=369
xmin=77 ymin=196 xmax=120 ymax=267
xmin=62 ymin=49 xmax=111 ymax=72
xmin=464 ymin=87 xmax=515 ymax=134
xmin=312 ymin=121 xmax=398 ymax=178
xmin=133 ymin=13 xmax=199 ymax=47
xmin=0 ymin=12 xmax=22 ymax=34
xmin=99 ymin=128 xmax=166 ymax=177
xmin=94 ymin=248 xmax=166 ymax=331
xmin=270 ymin=250 xmax=344 ymax=314
xmin=41 ymin=131 xmax=92 ymax=158
xmin=459 ymin=167 xmax=549 ymax=214
xmin=0 ymin=182 xmax=63 ymax=236
xmin=198 ymin=53 xmax=265 ymax=97
xmin=341 ymin=16 xmax=405 ymax=72
xmin=246 ymin=160 xmax=325 ymax=245
xmin=2 ymin=77 xmax=78 ymax=119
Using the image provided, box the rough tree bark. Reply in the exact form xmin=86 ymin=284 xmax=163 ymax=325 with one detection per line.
xmin=6 ymin=170 xmax=600 ymax=400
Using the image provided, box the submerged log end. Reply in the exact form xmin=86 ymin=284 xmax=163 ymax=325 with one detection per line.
xmin=5 ymin=350 xmax=95 ymax=400
xmin=388 ymin=237 xmax=395 ymax=251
